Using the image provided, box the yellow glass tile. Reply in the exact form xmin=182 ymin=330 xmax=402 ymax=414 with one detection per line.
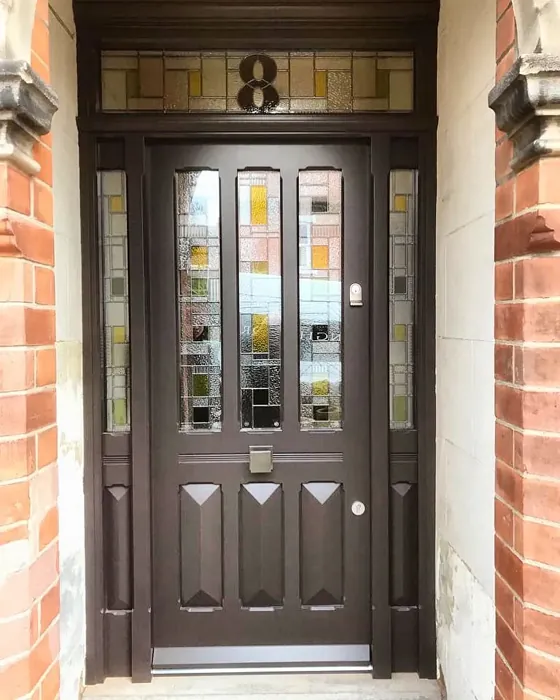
xmin=312 ymin=378 xmax=329 ymax=396
xmin=251 ymin=261 xmax=269 ymax=275
xmin=394 ymin=324 xmax=407 ymax=342
xmin=113 ymin=398 xmax=128 ymax=427
xmin=312 ymin=245 xmax=329 ymax=270
xmin=191 ymin=245 xmax=209 ymax=267
xmin=113 ymin=326 xmax=126 ymax=344
xmin=394 ymin=195 xmax=407 ymax=212
xmin=109 ymin=196 xmax=124 ymax=213
xmin=250 ymin=186 xmax=268 ymax=226
xmin=189 ymin=70 xmax=202 ymax=97
xmin=314 ymin=71 xmax=327 ymax=98
xmin=252 ymin=313 xmax=269 ymax=353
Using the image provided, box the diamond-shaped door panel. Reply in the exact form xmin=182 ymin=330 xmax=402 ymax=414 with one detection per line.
xmin=180 ymin=484 xmax=223 ymax=608
xmin=239 ymin=483 xmax=284 ymax=608
xmin=300 ymin=482 xmax=344 ymax=606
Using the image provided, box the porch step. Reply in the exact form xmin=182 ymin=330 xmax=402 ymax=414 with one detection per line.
xmin=83 ymin=673 xmax=441 ymax=700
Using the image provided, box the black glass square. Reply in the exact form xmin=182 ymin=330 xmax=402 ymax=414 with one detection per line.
xmin=313 ymin=405 xmax=330 ymax=422
xmin=193 ymin=406 xmax=210 ymax=424
xmin=254 ymin=405 xmax=281 ymax=429
xmin=311 ymin=197 xmax=328 ymax=213
xmin=193 ymin=325 xmax=209 ymax=342
xmin=312 ymin=324 xmax=329 ymax=342
xmin=394 ymin=276 xmax=407 ymax=295
xmin=253 ymin=389 xmax=269 ymax=406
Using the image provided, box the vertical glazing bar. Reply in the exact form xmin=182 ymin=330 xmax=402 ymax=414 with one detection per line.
xmin=298 ymin=170 xmax=343 ymax=430
xmin=175 ymin=171 xmax=223 ymax=432
xmin=237 ymin=171 xmax=282 ymax=430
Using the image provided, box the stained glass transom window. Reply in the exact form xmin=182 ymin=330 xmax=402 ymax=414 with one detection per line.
xmin=99 ymin=171 xmax=131 ymax=433
xmin=389 ymin=170 xmax=418 ymax=430
xmin=101 ymin=51 xmax=414 ymax=114
xmin=238 ymin=171 xmax=282 ymax=430
xmin=176 ymin=171 xmax=222 ymax=431
xmin=299 ymin=171 xmax=343 ymax=430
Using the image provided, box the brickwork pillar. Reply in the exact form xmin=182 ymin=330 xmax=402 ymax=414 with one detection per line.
xmin=0 ymin=1 xmax=59 ymax=698
xmin=491 ymin=2 xmax=560 ymax=698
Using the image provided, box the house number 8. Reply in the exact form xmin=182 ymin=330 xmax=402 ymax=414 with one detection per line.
xmin=237 ymin=54 xmax=280 ymax=113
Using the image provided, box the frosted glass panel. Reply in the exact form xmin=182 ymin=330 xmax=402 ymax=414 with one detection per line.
xmin=389 ymin=169 xmax=417 ymax=430
xmin=98 ymin=171 xmax=131 ymax=433
xmin=298 ymin=170 xmax=343 ymax=430
xmin=176 ymin=171 xmax=222 ymax=431
xmin=237 ymin=171 xmax=282 ymax=429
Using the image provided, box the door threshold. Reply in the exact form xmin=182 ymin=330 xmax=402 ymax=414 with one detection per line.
xmin=152 ymin=644 xmax=371 ymax=675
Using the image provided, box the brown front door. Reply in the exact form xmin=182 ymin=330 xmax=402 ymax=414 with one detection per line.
xmin=149 ymin=142 xmax=372 ymax=671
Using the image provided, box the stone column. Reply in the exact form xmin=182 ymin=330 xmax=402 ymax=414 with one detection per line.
xmin=490 ymin=1 xmax=560 ymax=698
xmin=0 ymin=1 xmax=59 ymax=699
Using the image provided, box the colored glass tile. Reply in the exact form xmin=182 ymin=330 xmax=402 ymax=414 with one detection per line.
xmin=312 ymin=245 xmax=329 ymax=270
xmin=252 ymin=314 xmax=269 ymax=353
xmin=193 ymin=374 xmax=209 ymax=397
xmin=299 ymin=171 xmax=343 ymax=429
xmin=394 ymin=324 xmax=407 ymax=342
xmin=250 ymin=185 xmax=268 ymax=226
xmin=191 ymin=245 xmax=209 ymax=268
xmin=238 ymin=171 xmax=282 ymax=429
xmin=113 ymin=398 xmax=127 ymax=427
xmin=176 ymin=171 xmax=222 ymax=431
xmin=394 ymin=195 xmax=407 ymax=212
xmin=113 ymin=326 xmax=126 ymax=344
xmin=101 ymin=50 xmax=414 ymax=114
xmin=109 ymin=196 xmax=124 ymax=212
xmin=251 ymin=261 xmax=269 ymax=275
xmin=314 ymin=71 xmax=327 ymax=98
xmin=189 ymin=70 xmax=202 ymax=97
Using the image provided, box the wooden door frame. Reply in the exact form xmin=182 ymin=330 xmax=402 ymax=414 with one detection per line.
xmin=77 ymin=5 xmax=437 ymax=684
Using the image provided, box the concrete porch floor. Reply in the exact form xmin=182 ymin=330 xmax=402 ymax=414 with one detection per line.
xmin=83 ymin=672 xmax=441 ymax=700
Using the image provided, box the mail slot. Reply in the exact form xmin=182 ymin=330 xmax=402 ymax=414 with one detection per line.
xmin=249 ymin=445 xmax=274 ymax=474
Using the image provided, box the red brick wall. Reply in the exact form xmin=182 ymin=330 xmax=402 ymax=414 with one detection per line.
xmin=495 ymin=3 xmax=560 ymax=698
xmin=0 ymin=1 xmax=60 ymax=698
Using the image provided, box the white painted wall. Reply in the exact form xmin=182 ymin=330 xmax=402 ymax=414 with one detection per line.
xmin=49 ymin=1 xmax=85 ymax=699
xmin=436 ymin=1 xmax=496 ymax=699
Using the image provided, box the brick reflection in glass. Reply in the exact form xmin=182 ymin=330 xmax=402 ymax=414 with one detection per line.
xmin=298 ymin=170 xmax=343 ymax=429
xmin=238 ymin=171 xmax=282 ymax=429
xmin=176 ymin=170 xmax=222 ymax=431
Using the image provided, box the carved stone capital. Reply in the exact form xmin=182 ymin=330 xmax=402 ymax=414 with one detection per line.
xmin=489 ymin=54 xmax=560 ymax=171
xmin=0 ymin=59 xmax=58 ymax=174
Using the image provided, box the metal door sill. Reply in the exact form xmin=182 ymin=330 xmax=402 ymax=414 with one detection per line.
xmin=152 ymin=644 xmax=372 ymax=675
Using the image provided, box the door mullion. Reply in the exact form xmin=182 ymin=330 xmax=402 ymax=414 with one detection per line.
xmin=281 ymin=165 xmax=300 ymax=436
xmin=221 ymin=164 xmax=240 ymax=441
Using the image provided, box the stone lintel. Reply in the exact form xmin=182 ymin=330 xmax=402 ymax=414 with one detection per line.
xmin=0 ymin=59 xmax=58 ymax=174
xmin=489 ymin=54 xmax=560 ymax=172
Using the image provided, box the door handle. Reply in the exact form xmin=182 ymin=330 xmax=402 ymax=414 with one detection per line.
xmin=349 ymin=283 xmax=363 ymax=307
xmin=249 ymin=445 xmax=274 ymax=474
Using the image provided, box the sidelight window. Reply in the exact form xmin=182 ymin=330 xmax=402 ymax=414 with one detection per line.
xmin=176 ymin=171 xmax=223 ymax=432
xmin=99 ymin=170 xmax=131 ymax=433
xmin=298 ymin=170 xmax=343 ymax=430
xmin=237 ymin=171 xmax=283 ymax=430
xmin=389 ymin=169 xmax=418 ymax=430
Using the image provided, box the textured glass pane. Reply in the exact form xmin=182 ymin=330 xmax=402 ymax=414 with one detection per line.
xmin=176 ymin=171 xmax=222 ymax=432
xmin=98 ymin=171 xmax=131 ymax=433
xmin=298 ymin=171 xmax=343 ymax=430
xmin=389 ymin=170 xmax=418 ymax=430
xmin=238 ymin=171 xmax=282 ymax=429
xmin=101 ymin=51 xmax=413 ymax=114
